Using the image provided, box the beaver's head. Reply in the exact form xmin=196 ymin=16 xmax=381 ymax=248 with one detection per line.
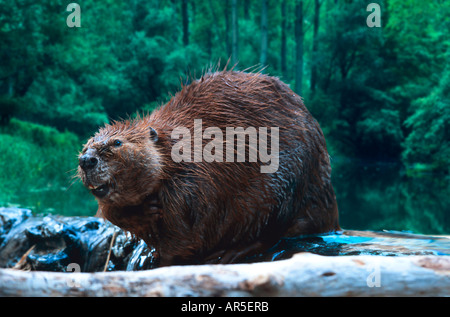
xmin=78 ymin=120 xmax=162 ymax=207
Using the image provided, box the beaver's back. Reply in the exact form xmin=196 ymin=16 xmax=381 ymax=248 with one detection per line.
xmin=146 ymin=71 xmax=339 ymax=265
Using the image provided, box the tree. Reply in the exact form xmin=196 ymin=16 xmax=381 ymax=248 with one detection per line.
xmin=402 ymin=68 xmax=450 ymax=174
xmin=260 ymin=0 xmax=268 ymax=66
xmin=386 ymin=0 xmax=450 ymax=172
xmin=224 ymin=0 xmax=231 ymax=58
xmin=182 ymin=0 xmax=189 ymax=46
xmin=310 ymin=0 xmax=321 ymax=94
xmin=294 ymin=0 xmax=304 ymax=94
xmin=231 ymin=0 xmax=239 ymax=65
xmin=306 ymin=0 xmax=403 ymax=159
xmin=281 ymin=0 xmax=288 ymax=79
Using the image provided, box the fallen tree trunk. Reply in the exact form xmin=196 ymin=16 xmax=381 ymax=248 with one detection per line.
xmin=1 ymin=253 xmax=449 ymax=297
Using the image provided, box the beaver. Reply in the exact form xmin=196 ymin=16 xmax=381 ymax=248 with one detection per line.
xmin=78 ymin=70 xmax=339 ymax=266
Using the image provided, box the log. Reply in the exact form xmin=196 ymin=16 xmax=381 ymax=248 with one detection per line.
xmin=1 ymin=253 xmax=449 ymax=297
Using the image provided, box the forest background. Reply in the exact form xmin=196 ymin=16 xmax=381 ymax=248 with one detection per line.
xmin=0 ymin=0 xmax=448 ymax=233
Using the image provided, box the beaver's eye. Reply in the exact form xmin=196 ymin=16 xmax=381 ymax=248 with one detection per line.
xmin=149 ymin=127 xmax=158 ymax=142
xmin=113 ymin=139 xmax=122 ymax=147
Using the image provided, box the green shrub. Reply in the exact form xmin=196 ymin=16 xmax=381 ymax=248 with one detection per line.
xmin=0 ymin=119 xmax=97 ymax=215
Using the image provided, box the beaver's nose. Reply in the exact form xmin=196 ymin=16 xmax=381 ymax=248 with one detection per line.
xmin=79 ymin=154 xmax=98 ymax=170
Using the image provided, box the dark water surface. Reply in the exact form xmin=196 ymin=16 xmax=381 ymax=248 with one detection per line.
xmin=259 ymin=230 xmax=450 ymax=263
xmin=332 ymin=158 xmax=449 ymax=235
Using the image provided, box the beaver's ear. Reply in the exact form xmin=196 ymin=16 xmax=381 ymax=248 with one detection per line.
xmin=149 ymin=127 xmax=158 ymax=142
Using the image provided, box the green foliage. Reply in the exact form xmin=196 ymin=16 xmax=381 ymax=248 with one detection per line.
xmin=385 ymin=0 xmax=450 ymax=174
xmin=307 ymin=0 xmax=403 ymax=159
xmin=303 ymin=0 xmax=449 ymax=171
xmin=402 ymin=67 xmax=450 ymax=175
xmin=23 ymin=68 xmax=109 ymax=136
xmin=0 ymin=118 xmax=96 ymax=215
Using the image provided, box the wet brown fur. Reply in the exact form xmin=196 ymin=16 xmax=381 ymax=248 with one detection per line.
xmin=79 ymin=70 xmax=340 ymax=266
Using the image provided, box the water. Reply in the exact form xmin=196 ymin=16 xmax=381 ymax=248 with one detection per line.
xmin=257 ymin=230 xmax=450 ymax=263
xmin=332 ymin=158 xmax=450 ymax=235
xmin=4 ymin=183 xmax=98 ymax=217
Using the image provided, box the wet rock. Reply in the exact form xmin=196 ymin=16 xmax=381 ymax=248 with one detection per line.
xmin=25 ymin=216 xmax=79 ymax=271
xmin=125 ymin=239 xmax=158 ymax=271
xmin=0 ymin=208 xmax=42 ymax=269
xmin=0 ymin=208 xmax=156 ymax=272
xmin=0 ymin=208 xmax=32 ymax=242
